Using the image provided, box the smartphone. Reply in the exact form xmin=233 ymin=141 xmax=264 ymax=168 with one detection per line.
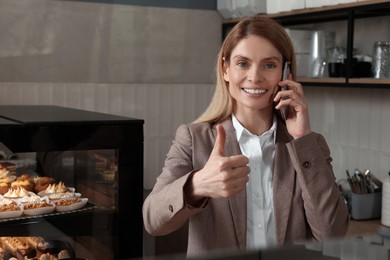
xmin=279 ymin=62 xmax=290 ymax=121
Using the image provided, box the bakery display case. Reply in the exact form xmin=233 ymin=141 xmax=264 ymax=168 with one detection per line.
xmin=0 ymin=105 xmax=144 ymax=259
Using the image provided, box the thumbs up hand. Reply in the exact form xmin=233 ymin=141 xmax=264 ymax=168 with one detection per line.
xmin=185 ymin=124 xmax=250 ymax=203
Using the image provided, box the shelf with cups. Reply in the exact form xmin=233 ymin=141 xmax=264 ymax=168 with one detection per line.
xmin=222 ymin=0 xmax=390 ymax=89
xmin=299 ymin=77 xmax=390 ymax=89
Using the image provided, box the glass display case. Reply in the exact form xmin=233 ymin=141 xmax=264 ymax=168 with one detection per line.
xmin=0 ymin=105 xmax=144 ymax=259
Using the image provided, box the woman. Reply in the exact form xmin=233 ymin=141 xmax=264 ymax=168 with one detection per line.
xmin=143 ymin=16 xmax=350 ymax=256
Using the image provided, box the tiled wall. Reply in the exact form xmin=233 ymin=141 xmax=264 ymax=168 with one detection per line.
xmin=305 ymin=86 xmax=390 ymax=184
xmin=1 ymin=82 xmax=390 ymax=189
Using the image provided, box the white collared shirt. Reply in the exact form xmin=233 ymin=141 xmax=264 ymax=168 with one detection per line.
xmin=232 ymin=114 xmax=277 ymax=249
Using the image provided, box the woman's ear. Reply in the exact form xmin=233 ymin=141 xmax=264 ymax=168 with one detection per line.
xmin=222 ymin=57 xmax=229 ymax=82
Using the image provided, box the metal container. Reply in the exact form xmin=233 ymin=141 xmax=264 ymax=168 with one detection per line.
xmin=285 ymin=29 xmax=335 ymax=77
xmin=350 ymin=192 xmax=382 ymax=220
xmin=372 ymin=41 xmax=390 ymax=78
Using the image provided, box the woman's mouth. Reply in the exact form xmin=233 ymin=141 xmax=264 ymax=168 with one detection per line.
xmin=242 ymin=88 xmax=267 ymax=94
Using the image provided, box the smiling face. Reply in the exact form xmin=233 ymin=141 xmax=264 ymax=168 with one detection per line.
xmin=223 ymin=35 xmax=283 ymax=119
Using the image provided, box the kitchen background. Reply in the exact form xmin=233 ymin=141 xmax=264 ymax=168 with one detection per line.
xmin=0 ymin=0 xmax=390 ymax=246
xmin=1 ymin=0 xmax=388 ymax=188
xmin=0 ymin=0 xmax=389 ymax=255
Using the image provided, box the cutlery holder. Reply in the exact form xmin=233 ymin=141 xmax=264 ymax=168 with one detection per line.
xmin=350 ymin=192 xmax=382 ymax=220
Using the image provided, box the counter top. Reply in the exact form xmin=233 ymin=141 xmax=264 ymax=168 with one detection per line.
xmin=346 ymin=219 xmax=382 ymax=237
xmin=144 ymin=219 xmax=388 ymax=260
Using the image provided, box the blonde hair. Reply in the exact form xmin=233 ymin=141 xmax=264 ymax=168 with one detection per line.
xmin=194 ymin=16 xmax=296 ymax=124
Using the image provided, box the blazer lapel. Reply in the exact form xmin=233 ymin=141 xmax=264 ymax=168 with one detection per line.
xmin=218 ymin=119 xmax=247 ymax=249
xmin=273 ymin=120 xmax=295 ymax=245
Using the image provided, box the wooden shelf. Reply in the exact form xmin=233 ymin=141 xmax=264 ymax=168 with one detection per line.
xmin=299 ymin=77 xmax=390 ymax=88
xmin=223 ymin=0 xmax=390 ymax=25
xmin=269 ymin=0 xmax=390 ymax=19
xmin=299 ymin=77 xmax=346 ymax=84
xmin=222 ymin=1 xmax=390 ymax=89
xmin=349 ymin=78 xmax=390 ymax=84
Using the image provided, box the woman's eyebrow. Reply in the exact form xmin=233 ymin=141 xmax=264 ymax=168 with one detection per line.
xmin=231 ymin=55 xmax=250 ymax=61
xmin=232 ymin=55 xmax=281 ymax=62
xmin=263 ymin=56 xmax=282 ymax=62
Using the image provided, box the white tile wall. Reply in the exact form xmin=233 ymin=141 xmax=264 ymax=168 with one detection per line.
xmin=305 ymin=86 xmax=390 ymax=184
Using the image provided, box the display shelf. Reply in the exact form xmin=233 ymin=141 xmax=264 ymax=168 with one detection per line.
xmin=222 ymin=0 xmax=390 ymax=89
xmin=0 ymin=105 xmax=144 ymax=259
xmin=0 ymin=206 xmax=108 ymax=235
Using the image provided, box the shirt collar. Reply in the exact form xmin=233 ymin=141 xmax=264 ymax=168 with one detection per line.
xmin=232 ymin=114 xmax=277 ymax=141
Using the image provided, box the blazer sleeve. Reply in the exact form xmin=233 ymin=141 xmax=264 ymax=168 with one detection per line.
xmin=286 ymin=132 xmax=350 ymax=240
xmin=142 ymin=124 xmax=206 ymax=236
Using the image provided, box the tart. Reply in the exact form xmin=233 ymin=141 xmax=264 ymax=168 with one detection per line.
xmin=11 ymin=174 xmax=35 ymax=192
xmin=0 ymin=182 xmax=10 ymax=195
xmin=4 ymin=187 xmax=31 ymax=199
xmin=39 ymin=182 xmax=75 ymax=196
xmin=55 ymin=198 xmax=88 ymax=212
xmin=0 ymin=199 xmax=23 ymax=218
xmin=34 ymin=176 xmax=55 ymax=193
xmin=23 ymin=201 xmax=55 ymax=216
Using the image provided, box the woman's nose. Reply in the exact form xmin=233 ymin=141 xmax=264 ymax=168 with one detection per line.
xmin=247 ymin=67 xmax=263 ymax=82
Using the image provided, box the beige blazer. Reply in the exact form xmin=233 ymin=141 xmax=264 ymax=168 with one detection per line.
xmin=143 ymin=116 xmax=350 ymax=255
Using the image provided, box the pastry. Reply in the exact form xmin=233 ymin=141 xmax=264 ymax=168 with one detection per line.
xmin=0 ymin=167 xmax=10 ymax=179
xmin=58 ymin=249 xmax=71 ymax=259
xmin=0 ymin=162 xmax=16 ymax=177
xmin=23 ymin=201 xmax=52 ymax=210
xmin=0 ymin=182 xmax=10 ymax=195
xmin=0 ymin=175 xmax=14 ymax=195
xmin=44 ymin=182 xmax=69 ymax=194
xmin=23 ymin=236 xmax=51 ymax=258
xmin=4 ymin=187 xmax=30 ymax=198
xmin=40 ymin=252 xmax=58 ymax=260
xmin=16 ymin=246 xmax=35 ymax=260
xmin=48 ymin=191 xmax=78 ymax=201
xmin=11 ymin=174 xmax=34 ymax=191
xmin=0 ymin=203 xmax=20 ymax=212
xmin=55 ymin=198 xmax=80 ymax=206
xmin=55 ymin=182 xmax=68 ymax=193
xmin=34 ymin=176 xmax=55 ymax=193
xmin=2 ymin=237 xmax=29 ymax=255
xmin=11 ymin=179 xmax=34 ymax=191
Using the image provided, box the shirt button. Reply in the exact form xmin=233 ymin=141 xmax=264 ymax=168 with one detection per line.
xmin=257 ymin=224 xmax=262 ymax=229
xmin=169 ymin=205 xmax=174 ymax=212
xmin=302 ymin=161 xmax=311 ymax=168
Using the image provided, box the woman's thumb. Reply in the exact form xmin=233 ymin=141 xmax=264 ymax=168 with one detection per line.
xmin=211 ymin=124 xmax=226 ymax=156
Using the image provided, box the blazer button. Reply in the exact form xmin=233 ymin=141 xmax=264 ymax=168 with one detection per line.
xmin=169 ymin=205 xmax=174 ymax=212
xmin=302 ymin=161 xmax=311 ymax=168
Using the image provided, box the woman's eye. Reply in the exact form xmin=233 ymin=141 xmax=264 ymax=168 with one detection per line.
xmin=237 ymin=61 xmax=249 ymax=68
xmin=265 ymin=63 xmax=276 ymax=69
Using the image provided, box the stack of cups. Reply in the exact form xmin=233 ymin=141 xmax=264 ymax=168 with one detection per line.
xmin=381 ymin=179 xmax=390 ymax=226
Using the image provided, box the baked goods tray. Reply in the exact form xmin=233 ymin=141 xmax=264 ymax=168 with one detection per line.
xmin=0 ymin=202 xmax=97 ymax=223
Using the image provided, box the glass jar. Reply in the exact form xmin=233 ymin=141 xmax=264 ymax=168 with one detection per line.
xmin=327 ymin=47 xmax=346 ymax=77
xmin=372 ymin=41 xmax=390 ymax=79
